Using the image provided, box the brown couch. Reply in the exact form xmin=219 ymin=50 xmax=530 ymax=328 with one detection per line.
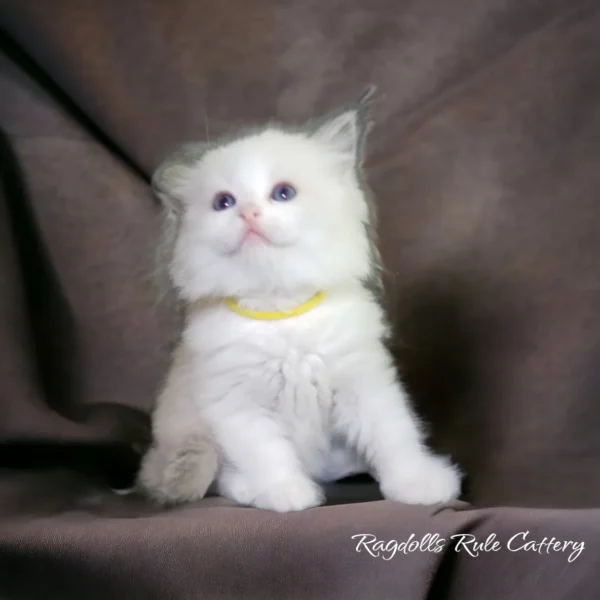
xmin=1 ymin=1 xmax=600 ymax=598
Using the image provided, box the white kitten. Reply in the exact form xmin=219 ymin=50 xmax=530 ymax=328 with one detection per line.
xmin=138 ymin=91 xmax=461 ymax=512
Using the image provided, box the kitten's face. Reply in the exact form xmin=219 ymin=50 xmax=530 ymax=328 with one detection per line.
xmin=158 ymin=110 xmax=373 ymax=300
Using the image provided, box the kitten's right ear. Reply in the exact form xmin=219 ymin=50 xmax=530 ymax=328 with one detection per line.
xmin=152 ymin=163 xmax=189 ymax=214
xmin=151 ymin=142 xmax=207 ymax=213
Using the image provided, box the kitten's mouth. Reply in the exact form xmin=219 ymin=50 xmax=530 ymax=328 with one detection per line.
xmin=240 ymin=225 xmax=270 ymax=246
xmin=224 ymin=227 xmax=273 ymax=256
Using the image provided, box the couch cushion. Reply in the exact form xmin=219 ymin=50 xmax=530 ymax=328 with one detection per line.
xmin=1 ymin=0 xmax=600 ymax=510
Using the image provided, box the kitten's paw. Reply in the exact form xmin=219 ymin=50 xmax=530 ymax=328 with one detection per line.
xmin=220 ymin=471 xmax=324 ymax=512
xmin=137 ymin=441 xmax=218 ymax=504
xmin=379 ymin=455 xmax=461 ymax=505
xmin=254 ymin=474 xmax=324 ymax=513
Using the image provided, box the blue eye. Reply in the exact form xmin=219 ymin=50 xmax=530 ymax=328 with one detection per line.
xmin=212 ymin=192 xmax=236 ymax=211
xmin=271 ymin=183 xmax=296 ymax=202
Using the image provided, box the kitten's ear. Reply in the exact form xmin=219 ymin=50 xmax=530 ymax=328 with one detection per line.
xmin=152 ymin=164 xmax=189 ymax=214
xmin=311 ymin=85 xmax=376 ymax=169
xmin=151 ymin=142 xmax=208 ymax=213
xmin=311 ymin=109 xmax=361 ymax=160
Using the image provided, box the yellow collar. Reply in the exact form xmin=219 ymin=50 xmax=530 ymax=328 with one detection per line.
xmin=224 ymin=291 xmax=326 ymax=321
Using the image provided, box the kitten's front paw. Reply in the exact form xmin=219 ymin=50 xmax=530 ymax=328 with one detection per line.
xmin=254 ymin=474 xmax=324 ymax=513
xmin=379 ymin=455 xmax=461 ymax=505
xmin=220 ymin=471 xmax=324 ymax=512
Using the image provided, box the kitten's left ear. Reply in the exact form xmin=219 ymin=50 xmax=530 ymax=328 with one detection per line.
xmin=311 ymin=85 xmax=376 ymax=169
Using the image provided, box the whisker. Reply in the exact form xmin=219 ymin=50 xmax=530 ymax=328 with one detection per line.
xmin=203 ymin=106 xmax=210 ymax=143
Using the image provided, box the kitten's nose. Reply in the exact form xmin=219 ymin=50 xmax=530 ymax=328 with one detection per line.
xmin=240 ymin=205 xmax=262 ymax=222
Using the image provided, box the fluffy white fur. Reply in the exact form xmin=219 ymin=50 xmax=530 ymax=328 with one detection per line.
xmin=138 ymin=103 xmax=461 ymax=512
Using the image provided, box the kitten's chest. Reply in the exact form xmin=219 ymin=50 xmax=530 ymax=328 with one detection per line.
xmin=267 ymin=341 xmax=364 ymax=482
xmin=272 ymin=345 xmax=358 ymax=480
xmin=187 ymin=296 xmax=377 ymax=402
xmin=274 ymin=346 xmax=332 ymax=417
xmin=228 ymin=325 xmax=336 ymax=428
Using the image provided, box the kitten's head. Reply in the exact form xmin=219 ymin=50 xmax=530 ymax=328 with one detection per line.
xmin=153 ymin=88 xmax=380 ymax=301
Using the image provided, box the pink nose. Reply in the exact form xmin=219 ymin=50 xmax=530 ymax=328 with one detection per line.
xmin=240 ymin=206 xmax=261 ymax=221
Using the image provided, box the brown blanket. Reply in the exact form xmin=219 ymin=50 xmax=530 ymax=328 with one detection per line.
xmin=1 ymin=0 xmax=600 ymax=598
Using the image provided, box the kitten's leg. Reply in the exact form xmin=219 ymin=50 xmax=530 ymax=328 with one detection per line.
xmin=137 ymin=348 xmax=219 ymax=504
xmin=209 ymin=399 xmax=324 ymax=512
xmin=332 ymin=355 xmax=462 ymax=505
